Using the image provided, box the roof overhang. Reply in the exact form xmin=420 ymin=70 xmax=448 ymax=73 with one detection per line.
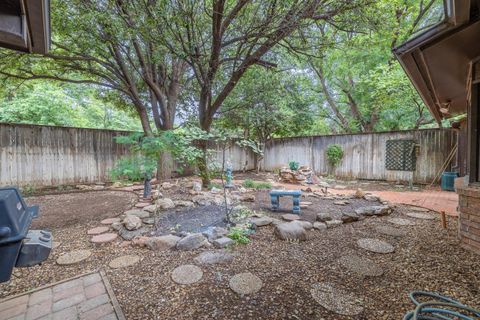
xmin=0 ymin=0 xmax=50 ymax=54
xmin=393 ymin=0 xmax=480 ymax=122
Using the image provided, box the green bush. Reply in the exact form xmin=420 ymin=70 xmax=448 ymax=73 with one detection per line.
xmin=110 ymin=156 xmax=157 ymax=182
xmin=288 ymin=160 xmax=299 ymax=170
xmin=227 ymin=227 xmax=250 ymax=245
xmin=326 ymin=144 xmax=344 ymax=167
xmin=242 ymin=179 xmax=272 ymax=189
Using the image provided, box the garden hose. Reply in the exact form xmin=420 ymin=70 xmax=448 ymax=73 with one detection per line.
xmin=403 ymin=291 xmax=480 ymax=320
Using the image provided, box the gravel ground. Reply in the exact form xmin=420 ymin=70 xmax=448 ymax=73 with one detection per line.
xmin=1 ymin=188 xmax=479 ymax=320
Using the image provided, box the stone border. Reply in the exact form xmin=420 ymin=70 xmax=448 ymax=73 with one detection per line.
xmin=0 ymin=270 xmax=126 ymax=320
xmin=100 ymin=270 xmax=126 ymax=320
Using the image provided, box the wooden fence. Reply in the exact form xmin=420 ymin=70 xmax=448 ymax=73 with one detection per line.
xmin=0 ymin=123 xmax=456 ymax=186
xmin=262 ymin=128 xmax=457 ymax=184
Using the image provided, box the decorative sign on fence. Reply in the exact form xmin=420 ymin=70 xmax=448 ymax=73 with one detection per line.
xmin=385 ymin=140 xmax=417 ymax=171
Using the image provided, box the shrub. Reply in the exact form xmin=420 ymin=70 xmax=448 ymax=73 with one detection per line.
xmin=326 ymin=144 xmax=344 ymax=167
xmin=288 ymin=160 xmax=299 ymax=170
xmin=227 ymin=227 xmax=250 ymax=245
xmin=242 ymin=179 xmax=272 ymax=189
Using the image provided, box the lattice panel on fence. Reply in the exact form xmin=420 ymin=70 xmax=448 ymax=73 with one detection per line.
xmin=385 ymin=140 xmax=416 ymax=171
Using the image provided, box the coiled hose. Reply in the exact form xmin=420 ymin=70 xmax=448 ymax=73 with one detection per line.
xmin=403 ymin=291 xmax=480 ymax=320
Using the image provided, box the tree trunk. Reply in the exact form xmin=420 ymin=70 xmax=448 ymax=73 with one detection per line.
xmin=157 ymin=151 xmax=174 ymax=180
xmin=197 ymin=139 xmax=210 ymax=187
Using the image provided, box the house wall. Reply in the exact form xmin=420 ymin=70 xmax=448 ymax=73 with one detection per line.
xmin=458 ymin=187 xmax=480 ymax=254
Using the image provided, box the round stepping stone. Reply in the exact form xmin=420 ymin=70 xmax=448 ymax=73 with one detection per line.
xmin=229 ymin=272 xmax=263 ymax=295
xmin=56 ymin=249 xmax=91 ymax=265
xmin=311 ymin=282 xmax=364 ymax=316
xmin=338 ymin=255 xmax=383 ymax=277
xmin=109 ymin=255 xmax=140 ymax=269
xmin=87 ymin=226 xmax=110 ymax=235
xmin=194 ymin=251 xmax=233 ymax=265
xmin=388 ymin=218 xmax=416 ymax=226
xmin=375 ymin=225 xmax=406 ymax=237
xmin=100 ymin=218 xmax=121 ymax=225
xmin=357 ymin=238 xmax=394 ymax=254
xmin=406 ymin=212 xmax=435 ymax=220
xmin=171 ymin=265 xmax=203 ymax=285
xmin=91 ymin=233 xmax=118 ymax=243
xmin=282 ymin=214 xmax=300 ymax=221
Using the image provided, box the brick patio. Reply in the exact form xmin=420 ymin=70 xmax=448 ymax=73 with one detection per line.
xmin=0 ymin=272 xmax=124 ymax=320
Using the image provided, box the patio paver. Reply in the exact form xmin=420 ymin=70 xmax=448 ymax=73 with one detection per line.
xmin=0 ymin=272 xmax=124 ymax=320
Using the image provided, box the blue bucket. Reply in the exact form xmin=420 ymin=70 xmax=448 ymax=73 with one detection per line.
xmin=441 ymin=172 xmax=458 ymax=191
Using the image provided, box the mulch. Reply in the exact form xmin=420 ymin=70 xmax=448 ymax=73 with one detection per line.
xmin=1 ymin=186 xmax=479 ymax=320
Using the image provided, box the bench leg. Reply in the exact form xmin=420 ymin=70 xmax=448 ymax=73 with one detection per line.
xmin=271 ymin=195 xmax=280 ymax=211
xmin=292 ymin=196 xmax=300 ymax=214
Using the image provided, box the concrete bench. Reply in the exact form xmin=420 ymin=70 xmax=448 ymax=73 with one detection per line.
xmin=270 ymin=189 xmax=302 ymax=214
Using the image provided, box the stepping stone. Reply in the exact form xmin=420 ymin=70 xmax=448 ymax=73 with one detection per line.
xmin=109 ymin=255 xmax=140 ymax=269
xmin=406 ymin=212 xmax=435 ymax=220
xmin=87 ymin=226 xmax=110 ymax=235
xmin=229 ymin=273 xmax=263 ymax=295
xmin=338 ymin=255 xmax=383 ymax=277
xmin=171 ymin=265 xmax=203 ymax=285
xmin=408 ymin=206 xmax=430 ymax=212
xmin=91 ymin=233 xmax=118 ymax=243
xmin=100 ymin=218 xmax=121 ymax=225
xmin=357 ymin=238 xmax=394 ymax=254
xmin=56 ymin=250 xmax=92 ymax=265
xmin=194 ymin=251 xmax=234 ymax=265
xmin=375 ymin=225 xmax=407 ymax=237
xmin=135 ymin=202 xmax=151 ymax=208
xmin=282 ymin=214 xmax=301 ymax=221
xmin=311 ymin=282 xmax=364 ymax=316
xmin=388 ymin=218 xmax=416 ymax=226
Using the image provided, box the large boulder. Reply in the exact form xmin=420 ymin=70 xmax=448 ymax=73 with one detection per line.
xmin=274 ymin=221 xmax=308 ymax=241
xmin=125 ymin=209 xmax=150 ymax=219
xmin=156 ymin=198 xmax=175 ymax=209
xmin=123 ymin=215 xmax=142 ymax=231
xmin=202 ymin=226 xmax=228 ymax=241
xmin=146 ymin=235 xmax=181 ymax=251
xmin=176 ymin=233 xmax=208 ymax=250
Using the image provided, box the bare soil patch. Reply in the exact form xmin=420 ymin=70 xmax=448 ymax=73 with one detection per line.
xmin=26 ymin=191 xmax=137 ymax=229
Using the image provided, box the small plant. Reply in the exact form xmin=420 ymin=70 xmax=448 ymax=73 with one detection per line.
xmin=21 ymin=184 xmax=36 ymax=196
xmin=208 ymin=182 xmax=222 ymax=190
xmin=227 ymin=227 xmax=250 ymax=245
xmin=288 ymin=160 xmax=299 ymax=171
xmin=242 ymin=179 xmax=272 ymax=189
xmin=326 ymin=144 xmax=344 ymax=167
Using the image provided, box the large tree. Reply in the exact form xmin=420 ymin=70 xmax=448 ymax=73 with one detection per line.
xmin=161 ymin=0 xmax=369 ymax=185
xmin=0 ymin=0 xmax=188 ymax=136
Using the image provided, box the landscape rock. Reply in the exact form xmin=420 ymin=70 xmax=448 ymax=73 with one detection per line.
xmin=295 ymin=220 xmax=313 ymax=230
xmin=313 ymin=222 xmax=327 ymax=231
xmin=239 ymin=194 xmax=256 ymax=202
xmin=317 ymin=212 xmax=333 ymax=222
xmin=146 ymin=235 xmax=181 ymax=251
xmin=212 ymin=237 xmax=234 ymax=248
xmin=202 ymin=227 xmax=229 ymax=241
xmin=142 ymin=217 xmax=155 ymax=225
xmin=274 ymin=221 xmax=307 ymax=241
xmin=194 ymin=251 xmax=233 ymax=265
xmin=161 ymin=182 xmax=174 ymax=189
xmin=131 ymin=236 xmax=149 ymax=247
xmin=355 ymin=205 xmax=391 ymax=216
xmin=282 ymin=213 xmax=301 ymax=221
xmin=325 ymin=220 xmax=343 ymax=228
xmin=333 ymin=200 xmax=349 ymax=205
xmin=156 ymin=198 xmax=176 ymax=209
xmin=124 ymin=209 xmax=150 ymax=219
xmin=341 ymin=212 xmax=360 ymax=223
xmin=118 ymin=227 xmax=148 ymax=241
xmin=210 ymin=187 xmax=221 ymax=194
xmin=250 ymin=216 xmax=274 ymax=227
xmin=192 ymin=181 xmax=202 ymax=192
xmin=176 ymin=233 xmax=208 ymax=250
xmin=192 ymin=194 xmax=214 ymax=206
xmin=174 ymin=200 xmax=194 ymax=207
xmin=123 ymin=215 xmax=142 ymax=231
xmin=143 ymin=205 xmax=158 ymax=213
xmin=354 ymin=188 xmax=366 ymax=198
xmin=364 ymin=194 xmax=380 ymax=202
